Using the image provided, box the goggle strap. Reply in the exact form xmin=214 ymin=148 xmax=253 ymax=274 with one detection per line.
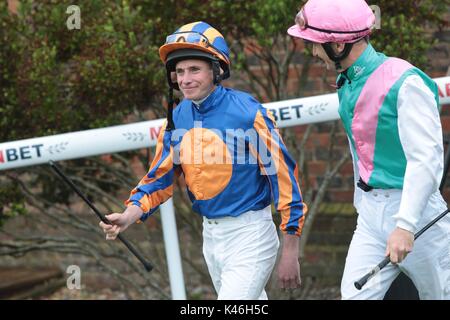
xmin=306 ymin=24 xmax=370 ymax=35
xmin=166 ymin=31 xmax=229 ymax=64
xmin=166 ymin=88 xmax=176 ymax=131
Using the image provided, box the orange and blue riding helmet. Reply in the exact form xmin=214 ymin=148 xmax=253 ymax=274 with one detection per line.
xmin=159 ymin=21 xmax=231 ymax=89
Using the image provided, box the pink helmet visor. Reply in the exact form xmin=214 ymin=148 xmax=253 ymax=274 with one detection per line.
xmin=287 ymin=0 xmax=376 ymax=43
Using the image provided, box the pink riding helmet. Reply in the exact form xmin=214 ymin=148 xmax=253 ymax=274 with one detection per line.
xmin=287 ymin=0 xmax=376 ymax=43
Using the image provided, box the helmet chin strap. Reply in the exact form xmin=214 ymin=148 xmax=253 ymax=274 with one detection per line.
xmin=166 ymin=87 xmax=180 ymax=131
xmin=321 ymin=43 xmax=353 ymax=71
xmin=211 ymin=60 xmax=223 ymax=85
xmin=322 ymin=43 xmax=354 ymax=89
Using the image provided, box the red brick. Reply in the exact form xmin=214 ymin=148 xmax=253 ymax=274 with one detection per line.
xmin=440 ymin=105 xmax=450 ymax=116
xmin=287 ymin=65 xmax=302 ymax=78
xmin=339 ymin=162 xmax=354 ymax=175
xmin=303 ymin=176 xmax=317 ymax=190
xmin=441 ymin=116 xmax=450 ymax=133
xmin=328 ymin=190 xmax=354 ymax=203
xmin=130 ymin=155 xmax=147 ymax=178
xmin=334 ymin=132 xmax=348 ymax=146
xmin=304 ymin=133 xmax=331 ymax=148
xmin=442 ymin=189 xmax=450 ymax=204
xmin=144 ymin=216 xmax=158 ymax=230
xmin=287 ymin=78 xmax=299 ymax=93
xmin=308 ymin=64 xmax=326 ymax=78
xmin=307 ymin=160 xmax=327 ymax=175
xmin=294 ymin=126 xmax=308 ymax=135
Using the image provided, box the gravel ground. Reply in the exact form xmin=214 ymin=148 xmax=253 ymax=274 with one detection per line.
xmin=40 ymin=287 xmax=129 ymax=300
xmin=40 ymin=284 xmax=341 ymax=300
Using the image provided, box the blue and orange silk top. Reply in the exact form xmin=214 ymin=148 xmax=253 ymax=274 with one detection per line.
xmin=126 ymin=85 xmax=306 ymax=235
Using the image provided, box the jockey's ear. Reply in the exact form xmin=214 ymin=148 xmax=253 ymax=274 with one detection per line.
xmin=170 ymin=71 xmax=177 ymax=85
xmin=333 ymin=43 xmax=347 ymax=55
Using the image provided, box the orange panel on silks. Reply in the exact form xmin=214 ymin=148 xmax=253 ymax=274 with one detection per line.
xmin=179 ymin=128 xmax=233 ymax=200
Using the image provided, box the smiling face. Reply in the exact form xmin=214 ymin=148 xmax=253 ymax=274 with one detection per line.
xmin=175 ymin=59 xmax=216 ymax=101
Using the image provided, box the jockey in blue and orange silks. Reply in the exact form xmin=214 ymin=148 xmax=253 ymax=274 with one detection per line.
xmin=100 ymin=21 xmax=307 ymax=300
